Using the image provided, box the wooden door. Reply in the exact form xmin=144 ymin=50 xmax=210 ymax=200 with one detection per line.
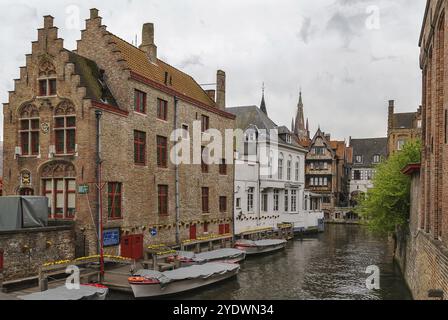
xmin=132 ymin=235 xmax=143 ymax=260
xmin=189 ymin=225 xmax=197 ymax=240
xmin=120 ymin=235 xmax=143 ymax=260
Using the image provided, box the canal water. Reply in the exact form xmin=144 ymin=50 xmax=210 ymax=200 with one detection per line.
xmin=109 ymin=224 xmax=412 ymax=300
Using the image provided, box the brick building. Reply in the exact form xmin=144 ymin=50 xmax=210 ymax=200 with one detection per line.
xmin=2 ymin=9 xmax=235 ymax=259
xmin=395 ymin=0 xmax=448 ymax=299
xmin=387 ymin=100 xmax=422 ymax=155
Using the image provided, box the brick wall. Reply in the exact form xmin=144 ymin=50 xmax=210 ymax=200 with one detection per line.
xmin=0 ymin=225 xmax=75 ymax=281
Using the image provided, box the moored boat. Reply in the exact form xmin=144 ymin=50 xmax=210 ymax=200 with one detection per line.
xmin=18 ymin=283 xmax=109 ymax=300
xmin=234 ymin=239 xmax=287 ymax=255
xmin=173 ymin=248 xmax=246 ymax=266
xmin=128 ymin=262 xmax=240 ymax=298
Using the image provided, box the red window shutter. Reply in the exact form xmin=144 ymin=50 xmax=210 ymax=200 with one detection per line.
xmin=225 ymin=224 xmax=230 ymax=234
xmin=219 ymin=224 xmax=225 ymax=235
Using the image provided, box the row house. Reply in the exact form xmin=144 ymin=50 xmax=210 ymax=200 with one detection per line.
xmin=304 ymin=129 xmax=351 ymax=216
xmin=228 ymin=95 xmax=323 ymax=236
xmin=387 ymin=99 xmax=422 ymax=155
xmin=2 ymin=9 xmax=235 ymax=259
xmin=348 ymin=137 xmax=387 ymax=206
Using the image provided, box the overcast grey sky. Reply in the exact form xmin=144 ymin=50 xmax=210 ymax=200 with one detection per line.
xmin=0 ymin=0 xmax=426 ymax=141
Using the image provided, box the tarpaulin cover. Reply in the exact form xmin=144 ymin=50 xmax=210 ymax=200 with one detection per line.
xmin=18 ymin=285 xmax=108 ymax=300
xmin=236 ymin=239 xmax=287 ymax=247
xmin=0 ymin=196 xmax=48 ymax=231
xmin=0 ymin=197 xmax=22 ymax=231
xmin=135 ymin=262 xmax=240 ymax=285
xmin=176 ymin=249 xmax=245 ymax=263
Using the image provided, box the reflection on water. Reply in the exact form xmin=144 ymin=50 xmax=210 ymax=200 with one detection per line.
xmin=109 ymin=224 xmax=412 ymax=300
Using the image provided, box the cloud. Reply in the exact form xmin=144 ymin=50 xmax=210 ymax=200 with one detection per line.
xmin=0 ymin=0 xmax=427 ymax=142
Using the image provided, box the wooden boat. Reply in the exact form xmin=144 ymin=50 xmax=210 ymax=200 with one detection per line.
xmin=234 ymin=239 xmax=287 ymax=255
xmin=172 ymin=248 xmax=246 ymax=267
xmin=128 ymin=262 xmax=240 ymax=298
xmin=18 ymin=283 xmax=109 ymax=300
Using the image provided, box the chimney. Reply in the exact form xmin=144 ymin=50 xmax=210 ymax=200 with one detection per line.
xmin=140 ymin=23 xmax=158 ymax=64
xmin=216 ymin=70 xmax=226 ymax=109
xmin=206 ymin=89 xmax=216 ymax=102
xmin=388 ymin=100 xmax=395 ymax=134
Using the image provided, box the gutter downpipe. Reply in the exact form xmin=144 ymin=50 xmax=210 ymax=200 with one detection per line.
xmin=95 ymin=109 xmax=104 ymax=280
xmin=174 ymin=96 xmax=181 ymax=246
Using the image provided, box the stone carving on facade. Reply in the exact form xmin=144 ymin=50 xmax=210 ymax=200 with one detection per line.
xmin=41 ymin=161 xmax=76 ymax=178
xmin=20 ymin=170 xmax=32 ymax=187
xmin=38 ymin=57 xmax=56 ymax=77
xmin=54 ymin=100 xmax=76 ymax=115
xmin=18 ymin=103 xmax=39 ymax=118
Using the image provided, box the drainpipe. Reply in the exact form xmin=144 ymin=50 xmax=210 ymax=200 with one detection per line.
xmin=174 ymin=96 xmax=180 ymax=246
xmin=95 ymin=110 xmax=103 ymax=254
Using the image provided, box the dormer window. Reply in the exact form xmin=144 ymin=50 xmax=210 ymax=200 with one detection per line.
xmin=286 ymin=134 xmax=292 ymax=144
xmin=355 ymin=155 xmax=363 ymax=164
xmin=38 ymin=78 xmax=57 ymax=97
xmin=373 ymin=155 xmax=381 ymax=164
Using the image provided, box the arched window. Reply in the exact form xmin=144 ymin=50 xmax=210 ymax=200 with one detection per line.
xmin=278 ymin=153 xmax=284 ymax=180
xmin=287 ymin=156 xmax=292 ymax=181
xmin=38 ymin=59 xmax=57 ymax=97
xmin=19 ymin=104 xmax=40 ymax=156
xmin=41 ymin=161 xmax=76 ymax=219
xmin=54 ymin=101 xmax=76 ymax=155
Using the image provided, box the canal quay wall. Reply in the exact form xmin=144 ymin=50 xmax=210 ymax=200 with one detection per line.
xmin=0 ymin=223 xmax=75 ymax=282
xmin=395 ymin=169 xmax=448 ymax=300
xmin=395 ymin=228 xmax=448 ymax=300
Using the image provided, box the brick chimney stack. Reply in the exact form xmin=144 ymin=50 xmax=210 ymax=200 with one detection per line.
xmin=388 ymin=100 xmax=395 ymax=135
xmin=216 ymin=70 xmax=226 ymax=109
xmin=140 ymin=23 xmax=158 ymax=64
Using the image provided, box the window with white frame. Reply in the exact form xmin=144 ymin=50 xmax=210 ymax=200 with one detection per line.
xmin=261 ymin=193 xmax=268 ymax=212
xmin=373 ymin=154 xmax=381 ymax=163
xmin=247 ymin=187 xmax=254 ymax=212
xmin=284 ymin=190 xmax=289 ymax=212
xmin=273 ymin=190 xmax=279 ymax=211
xmin=287 ymin=160 xmax=292 ymax=181
xmin=397 ymin=139 xmax=406 ymax=151
xmin=291 ymin=190 xmax=297 ymax=212
xmin=278 ymin=158 xmax=284 ymax=180
xmin=43 ymin=178 xmax=76 ymax=219
xmin=295 ymin=162 xmax=299 ymax=181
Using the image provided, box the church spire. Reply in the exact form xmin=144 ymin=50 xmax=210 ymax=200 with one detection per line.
xmin=260 ymin=82 xmax=268 ymax=115
xmin=294 ymin=90 xmax=306 ymax=139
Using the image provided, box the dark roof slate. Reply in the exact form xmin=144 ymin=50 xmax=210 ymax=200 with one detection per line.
xmin=350 ymin=137 xmax=388 ymax=168
xmin=226 ymin=106 xmax=303 ymax=148
xmin=393 ymin=112 xmax=415 ymax=129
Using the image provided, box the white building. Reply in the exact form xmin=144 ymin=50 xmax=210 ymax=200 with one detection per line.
xmin=349 ymin=137 xmax=388 ymax=206
xmin=228 ymin=103 xmax=324 ymax=236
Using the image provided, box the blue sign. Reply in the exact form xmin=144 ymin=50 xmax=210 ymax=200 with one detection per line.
xmin=103 ymin=228 xmax=120 ymax=247
xmin=150 ymin=228 xmax=157 ymax=237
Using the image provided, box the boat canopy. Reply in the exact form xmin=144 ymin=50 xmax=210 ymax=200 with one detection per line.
xmin=176 ymin=249 xmax=244 ymax=262
xmin=18 ymin=285 xmax=108 ymax=300
xmin=135 ymin=262 xmax=239 ymax=285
